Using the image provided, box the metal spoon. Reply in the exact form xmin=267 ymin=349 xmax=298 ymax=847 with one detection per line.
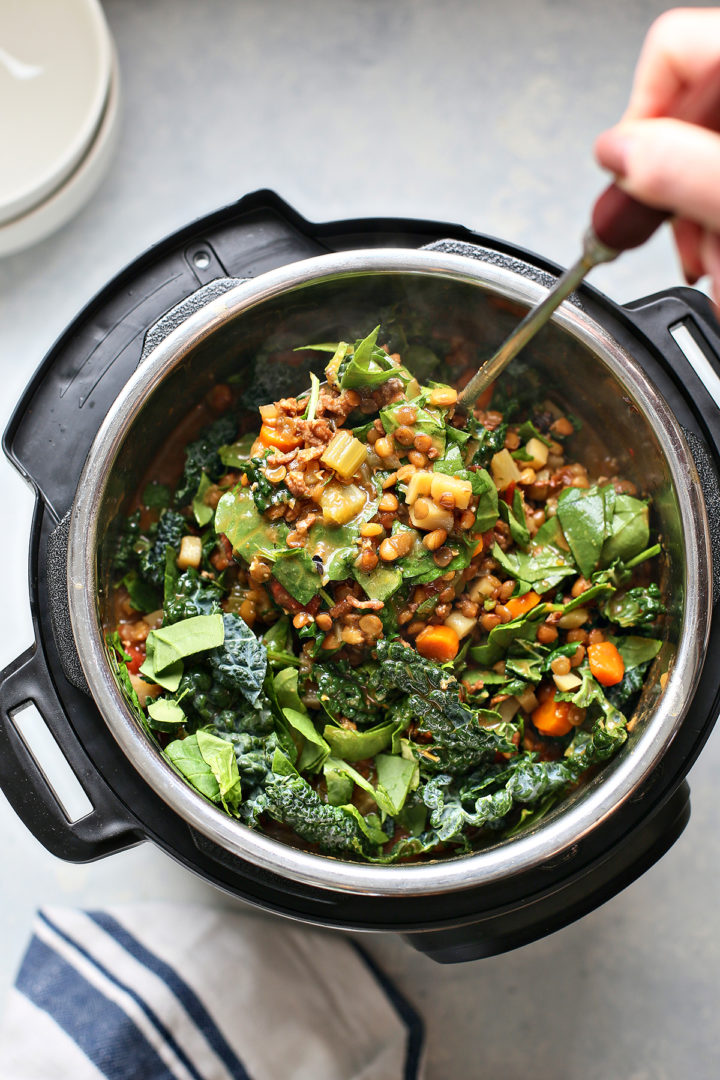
xmin=458 ymin=59 xmax=720 ymax=414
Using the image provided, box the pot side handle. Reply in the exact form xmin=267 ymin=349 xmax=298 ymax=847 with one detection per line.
xmin=0 ymin=643 xmax=142 ymax=862
xmin=623 ymin=288 xmax=720 ymax=605
xmin=139 ymin=276 xmax=245 ymax=362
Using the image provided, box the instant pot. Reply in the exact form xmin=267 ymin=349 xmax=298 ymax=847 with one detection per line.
xmin=3 ymin=190 xmax=720 ymax=964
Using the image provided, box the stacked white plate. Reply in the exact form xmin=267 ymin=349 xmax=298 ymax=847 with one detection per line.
xmin=0 ymin=0 xmax=119 ymax=256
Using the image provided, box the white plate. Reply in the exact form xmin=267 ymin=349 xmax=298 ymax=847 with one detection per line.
xmin=0 ymin=38 xmax=120 ymax=257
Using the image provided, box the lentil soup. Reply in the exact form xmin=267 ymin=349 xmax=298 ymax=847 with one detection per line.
xmin=108 ymin=326 xmax=666 ymax=862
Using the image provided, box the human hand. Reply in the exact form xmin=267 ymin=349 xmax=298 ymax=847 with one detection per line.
xmin=594 ymin=8 xmax=720 ymax=304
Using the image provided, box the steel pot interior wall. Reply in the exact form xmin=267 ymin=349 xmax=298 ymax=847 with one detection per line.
xmin=90 ymin=265 xmax=691 ymax=886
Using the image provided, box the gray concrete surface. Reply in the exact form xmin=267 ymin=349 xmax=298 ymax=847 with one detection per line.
xmin=1 ymin=1 xmax=719 ymax=1077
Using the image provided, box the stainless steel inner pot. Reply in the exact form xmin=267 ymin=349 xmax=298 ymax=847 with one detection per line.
xmin=66 ymin=248 xmax=711 ymax=896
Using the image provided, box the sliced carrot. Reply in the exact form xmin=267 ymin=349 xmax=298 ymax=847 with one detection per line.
xmin=415 ymin=625 xmax=460 ymax=663
xmin=531 ymin=694 xmax=574 ymax=737
xmin=587 ymin=641 xmax=625 ymax=686
xmin=258 ymin=422 xmax=302 ymax=452
xmin=505 ymin=590 xmax=541 ymax=621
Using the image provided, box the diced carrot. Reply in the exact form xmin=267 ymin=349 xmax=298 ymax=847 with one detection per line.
xmin=531 ymin=693 xmax=574 ymax=737
xmin=477 ymin=381 xmax=495 ymax=409
xmin=587 ymin=641 xmax=625 ymax=686
xmin=415 ymin=625 xmax=460 ymax=662
xmin=473 ymin=529 xmax=495 ymax=558
xmin=505 ymin=590 xmax=541 ymax=620
xmin=258 ymin=422 xmax=302 ymax=452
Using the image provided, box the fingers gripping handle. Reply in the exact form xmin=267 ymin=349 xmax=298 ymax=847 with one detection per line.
xmin=592 ymin=59 xmax=720 ymax=252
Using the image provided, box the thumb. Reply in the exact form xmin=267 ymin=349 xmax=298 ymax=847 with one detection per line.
xmin=594 ymin=118 xmax=720 ymax=234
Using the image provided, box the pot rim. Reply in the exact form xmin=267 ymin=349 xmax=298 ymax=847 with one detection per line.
xmin=67 ymin=247 xmax=711 ymax=896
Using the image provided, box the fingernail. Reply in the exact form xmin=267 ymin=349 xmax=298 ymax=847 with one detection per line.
xmin=596 ymin=130 xmax=631 ymax=178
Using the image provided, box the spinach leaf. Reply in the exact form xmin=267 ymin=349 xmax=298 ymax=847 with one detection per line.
xmin=165 ymin=734 xmax=221 ymax=802
xmin=196 ymin=728 xmax=243 ymax=813
xmin=470 ymin=602 xmax=548 ymax=666
xmin=324 ymin=762 xmax=355 ymax=806
xmin=613 ymin=635 xmax=662 ymax=670
xmin=324 ymin=753 xmax=417 ymax=816
xmin=273 ymin=667 xmax=305 ymax=712
xmin=147 ymin=697 xmax=186 ymax=732
xmin=272 ymin=549 xmax=320 ymax=605
xmin=323 ymin=720 xmax=398 ymax=761
xmin=556 ymin=484 xmax=615 ymax=577
xmin=603 ymin=583 xmax=665 ymax=627
xmin=175 ymin=415 xmax=237 ymax=506
xmin=282 ymin=708 xmax=329 ymax=772
xmin=218 ymin=432 xmax=257 ymax=468
xmin=215 ymin=488 xmax=286 ymax=564
xmin=353 ymin=564 xmax=403 ymax=601
xmin=376 ymin=752 xmax=418 ymax=813
xmin=339 ymin=326 xmax=409 ymax=390
xmin=192 ymin=473 xmax=215 ymax=527
xmin=147 ymin=614 xmax=225 ymax=673
xmin=208 ymin=613 xmax=268 ymax=706
xmin=139 ymin=637 xmax=183 ymax=691
xmin=498 ymin=487 xmax=529 ymax=548
xmin=492 ymin=537 xmax=576 ymax=592
xmin=601 ymin=494 xmax=650 ymax=565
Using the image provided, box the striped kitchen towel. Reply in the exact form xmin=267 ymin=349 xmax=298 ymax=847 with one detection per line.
xmin=0 ymin=905 xmax=424 ymax=1080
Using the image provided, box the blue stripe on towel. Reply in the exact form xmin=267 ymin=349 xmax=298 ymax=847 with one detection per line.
xmin=16 ymin=935 xmax=176 ymax=1080
xmin=39 ymin=912 xmax=205 ymax=1080
xmin=88 ymin=911 xmax=252 ymax=1080
xmin=350 ymin=942 xmax=425 ymax=1080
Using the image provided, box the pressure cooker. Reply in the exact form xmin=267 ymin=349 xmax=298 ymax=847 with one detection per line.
xmin=2 ymin=191 xmax=720 ymax=964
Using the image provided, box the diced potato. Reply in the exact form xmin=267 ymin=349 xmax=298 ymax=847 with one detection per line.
xmin=497 ymin=696 xmax=521 ymax=722
xmin=430 ymin=472 xmax=472 ymax=510
xmin=320 ymin=481 xmax=367 ymax=525
xmin=516 ymin=686 xmax=539 ymax=714
xmin=409 ymin=499 xmax=454 ymax=532
xmin=444 ymin=610 xmax=477 ymax=639
xmin=405 ymin=470 xmax=433 ymax=505
xmin=525 ymin=437 xmax=549 ymax=470
xmin=177 ymin=535 xmax=202 ymax=570
xmin=491 ymin=449 xmax=522 ymax=491
xmin=321 ymin=429 xmax=368 ymax=479
xmin=129 ymin=673 xmax=162 ymax=709
xmin=553 ymin=672 xmax=583 ymax=692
